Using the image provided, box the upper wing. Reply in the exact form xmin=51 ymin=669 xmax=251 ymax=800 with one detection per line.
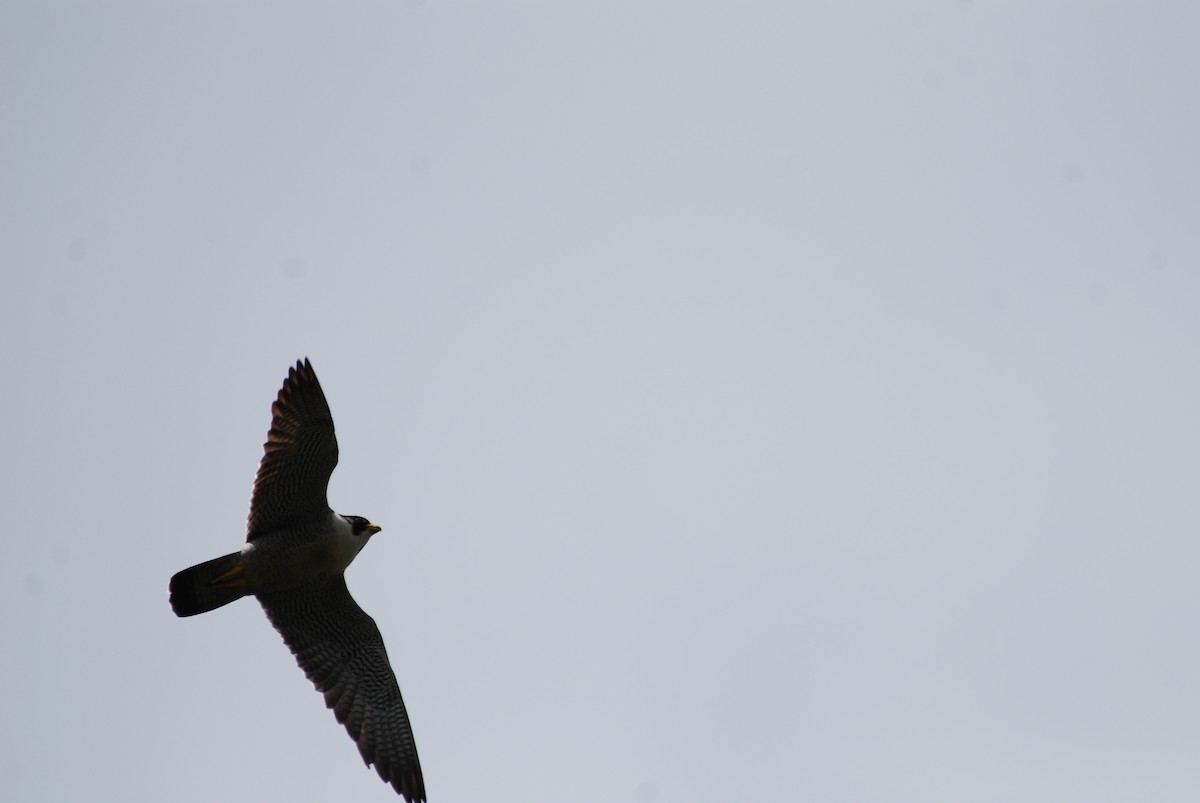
xmin=258 ymin=578 xmax=426 ymax=803
xmin=247 ymin=359 xmax=338 ymax=540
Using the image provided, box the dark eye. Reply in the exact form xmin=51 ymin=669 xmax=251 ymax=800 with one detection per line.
xmin=348 ymin=516 xmax=369 ymax=536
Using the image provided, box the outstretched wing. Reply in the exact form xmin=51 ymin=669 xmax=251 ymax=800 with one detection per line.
xmin=247 ymin=359 xmax=338 ymax=540
xmin=258 ymin=578 xmax=426 ymax=803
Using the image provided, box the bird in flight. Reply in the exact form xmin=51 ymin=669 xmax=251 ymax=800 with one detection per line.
xmin=169 ymin=359 xmax=426 ymax=802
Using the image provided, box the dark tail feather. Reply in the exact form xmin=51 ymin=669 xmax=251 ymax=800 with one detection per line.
xmin=169 ymin=552 xmax=247 ymax=617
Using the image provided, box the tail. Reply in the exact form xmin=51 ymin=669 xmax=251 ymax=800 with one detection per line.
xmin=169 ymin=552 xmax=249 ymax=617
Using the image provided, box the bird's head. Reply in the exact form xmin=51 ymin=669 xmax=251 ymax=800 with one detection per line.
xmin=344 ymin=515 xmax=382 ymax=538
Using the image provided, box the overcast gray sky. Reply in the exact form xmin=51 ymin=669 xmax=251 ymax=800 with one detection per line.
xmin=3 ymin=2 xmax=1199 ymax=802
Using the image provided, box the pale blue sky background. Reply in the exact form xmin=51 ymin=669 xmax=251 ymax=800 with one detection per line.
xmin=3 ymin=2 xmax=1199 ymax=802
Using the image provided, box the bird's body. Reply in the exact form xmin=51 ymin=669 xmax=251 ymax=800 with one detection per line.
xmin=169 ymin=512 xmax=368 ymax=614
xmin=169 ymin=359 xmax=425 ymax=802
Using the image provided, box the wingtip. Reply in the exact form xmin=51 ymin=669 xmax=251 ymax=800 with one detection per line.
xmin=281 ymin=358 xmax=319 ymax=393
xmin=391 ymin=773 xmax=427 ymax=803
xmin=292 ymin=357 xmax=317 ymax=384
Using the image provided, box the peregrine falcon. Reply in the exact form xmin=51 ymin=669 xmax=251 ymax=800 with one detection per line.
xmin=169 ymin=359 xmax=426 ymax=802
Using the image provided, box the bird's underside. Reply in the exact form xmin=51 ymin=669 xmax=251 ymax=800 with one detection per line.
xmin=169 ymin=359 xmax=425 ymax=802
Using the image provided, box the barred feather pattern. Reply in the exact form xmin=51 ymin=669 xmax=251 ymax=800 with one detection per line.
xmin=247 ymin=359 xmax=339 ymax=540
xmin=258 ymin=578 xmax=426 ymax=802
